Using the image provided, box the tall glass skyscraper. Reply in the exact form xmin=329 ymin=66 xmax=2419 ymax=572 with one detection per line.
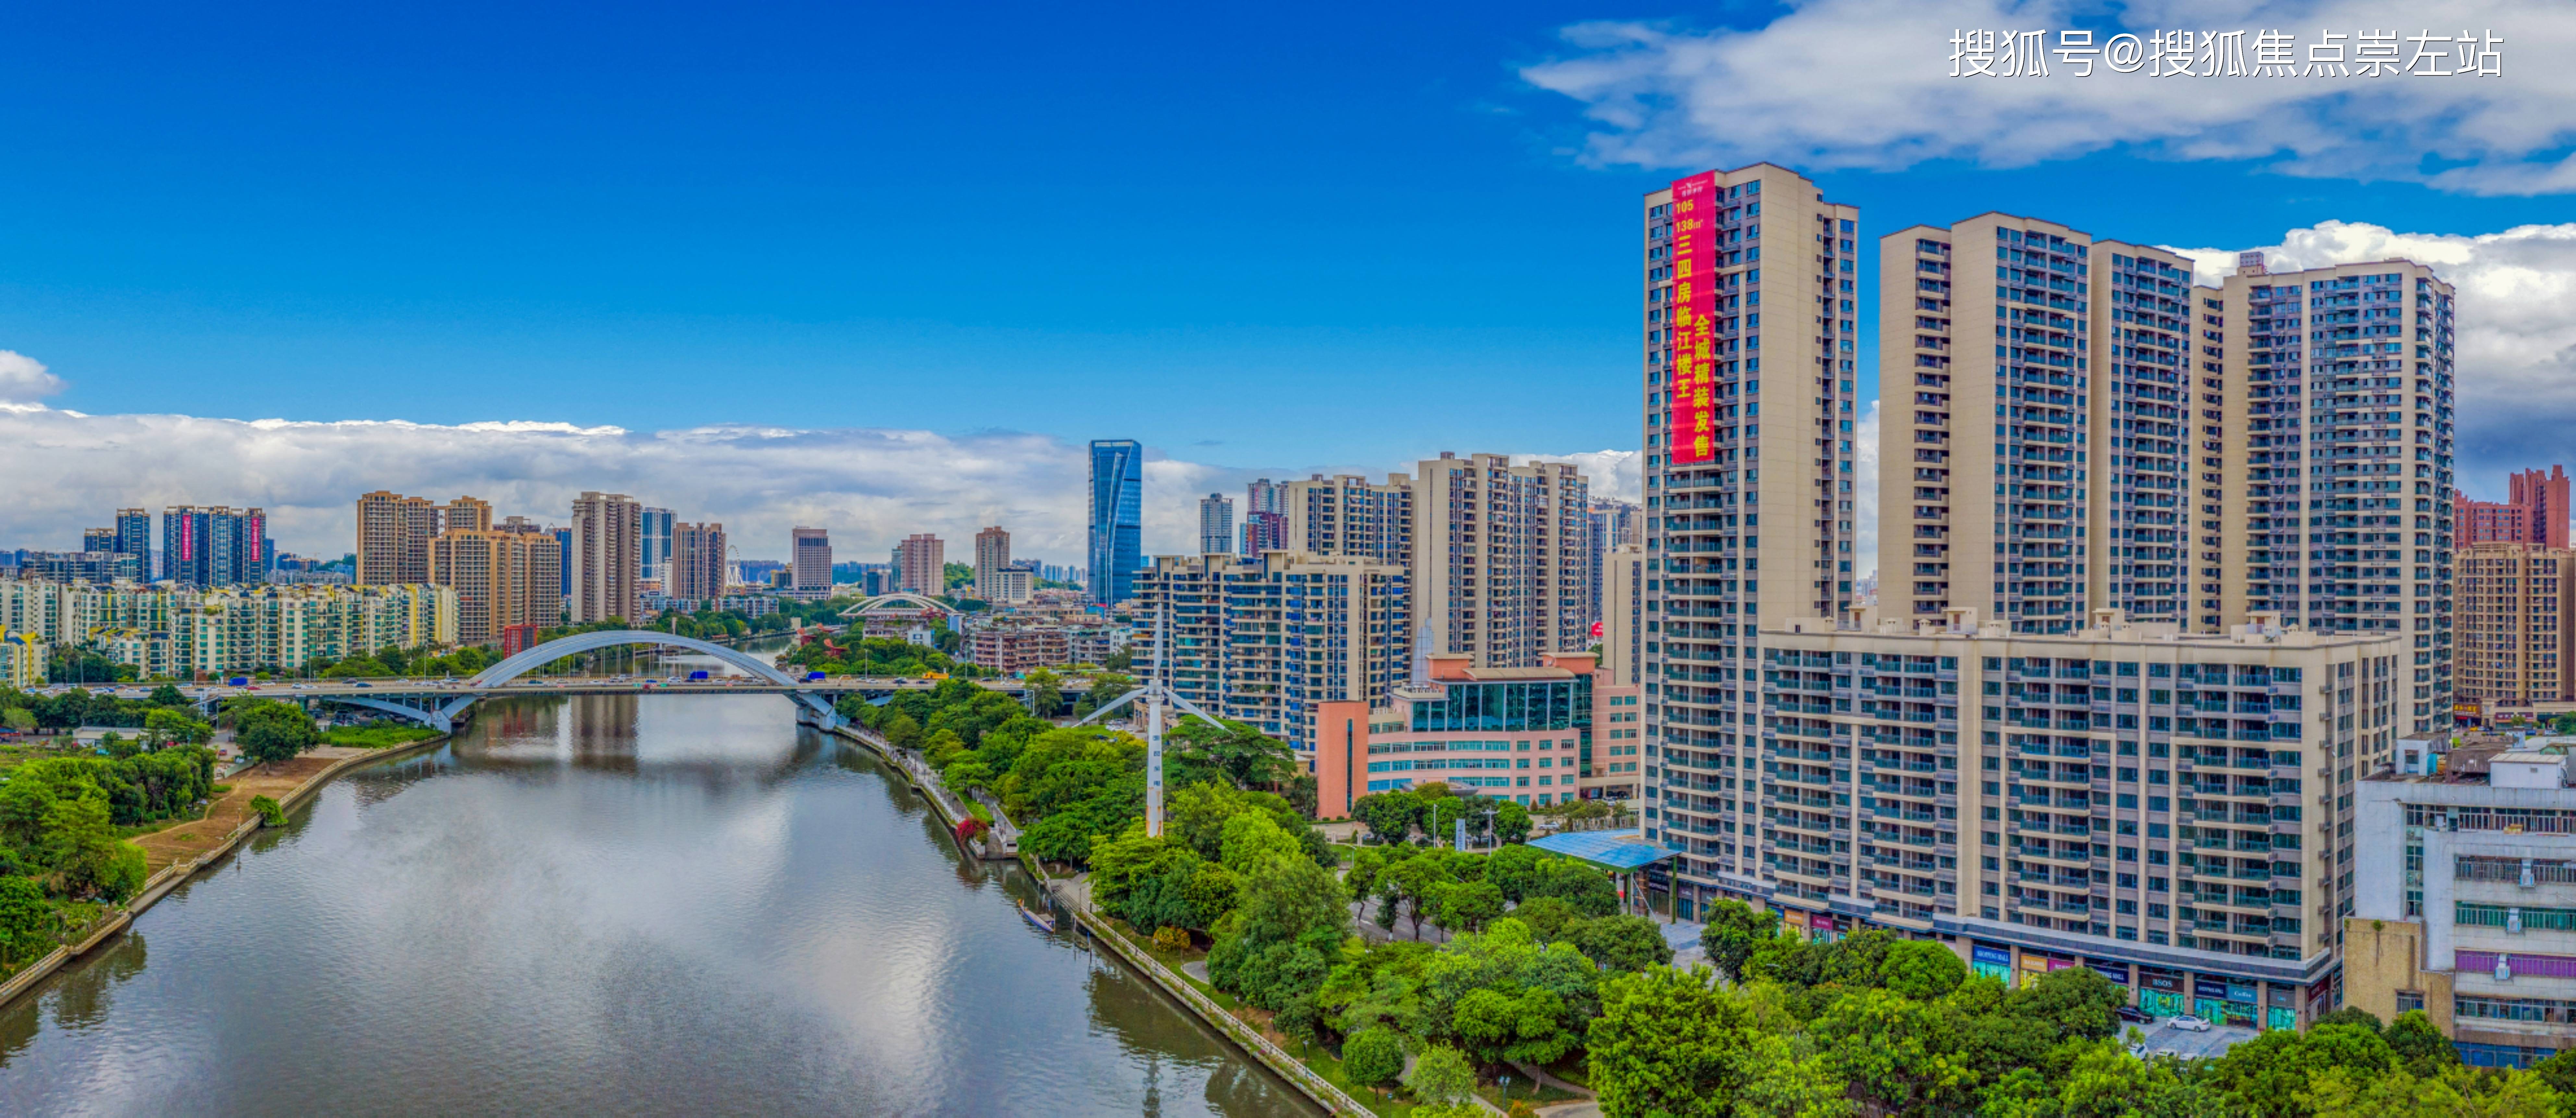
xmin=640 ymin=507 xmax=675 ymax=583
xmin=1088 ymin=439 xmax=1143 ymax=604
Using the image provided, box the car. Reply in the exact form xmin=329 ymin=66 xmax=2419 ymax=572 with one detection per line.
xmin=2168 ymin=1015 xmax=2212 ymax=1032
xmin=2115 ymin=1005 xmax=2151 ymax=1024
xmin=354 ymin=682 xmax=373 ymax=688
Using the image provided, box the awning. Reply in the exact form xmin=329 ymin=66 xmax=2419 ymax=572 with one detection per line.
xmin=1526 ymin=828 xmax=1679 ymax=871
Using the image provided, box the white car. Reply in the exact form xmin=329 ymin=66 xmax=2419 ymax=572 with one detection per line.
xmin=2168 ymin=1015 xmax=2212 ymax=1033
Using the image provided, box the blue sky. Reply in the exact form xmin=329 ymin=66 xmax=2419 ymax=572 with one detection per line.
xmin=6 ymin=0 xmax=2574 ymax=563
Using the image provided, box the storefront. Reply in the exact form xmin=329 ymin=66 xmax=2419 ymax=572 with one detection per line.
xmin=1778 ymin=909 xmax=1848 ymax=943
xmin=2266 ymin=984 xmax=2298 ymax=1032
xmin=2192 ymin=975 xmax=2259 ymax=1027
xmin=2017 ymin=949 xmax=2079 ymax=990
xmin=1971 ymin=942 xmax=2014 ymax=986
xmin=2084 ymin=957 xmax=2132 ymax=993
xmin=2137 ymin=967 xmax=2186 ymax=1018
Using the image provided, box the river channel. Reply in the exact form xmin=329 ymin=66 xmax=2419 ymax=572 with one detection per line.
xmin=0 ymin=689 xmax=1323 ymax=1117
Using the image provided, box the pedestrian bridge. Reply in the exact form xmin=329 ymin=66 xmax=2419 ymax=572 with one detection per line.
xmin=238 ymin=630 xmax=1034 ymax=734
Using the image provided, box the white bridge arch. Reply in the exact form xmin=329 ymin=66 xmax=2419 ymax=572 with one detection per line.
xmin=322 ymin=631 xmax=838 ymax=733
xmin=837 ymin=593 xmax=958 ymax=621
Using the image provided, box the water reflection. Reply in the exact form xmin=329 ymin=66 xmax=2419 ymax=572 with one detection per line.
xmin=0 ymin=694 xmax=1320 ymax=1117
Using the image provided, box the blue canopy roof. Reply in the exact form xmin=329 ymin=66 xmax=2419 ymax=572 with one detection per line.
xmin=1526 ymin=828 xmax=1677 ymax=871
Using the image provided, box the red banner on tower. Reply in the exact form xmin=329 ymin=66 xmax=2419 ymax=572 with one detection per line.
xmin=1667 ymin=172 xmax=1718 ymax=465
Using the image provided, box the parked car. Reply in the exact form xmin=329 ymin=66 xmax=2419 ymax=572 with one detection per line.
xmin=2168 ymin=1015 xmax=2212 ymax=1033
xmin=2115 ymin=1005 xmax=2151 ymax=1024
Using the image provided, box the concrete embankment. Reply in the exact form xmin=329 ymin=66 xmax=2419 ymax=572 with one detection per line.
xmin=0 ymin=734 xmax=452 ymax=1012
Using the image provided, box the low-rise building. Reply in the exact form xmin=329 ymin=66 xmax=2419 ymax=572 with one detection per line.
xmin=2350 ymin=742 xmax=2576 ymax=1067
xmin=968 ymin=622 xmax=1072 ymax=674
xmin=1310 ymin=650 xmax=1630 ymax=818
xmin=0 ymin=631 xmax=46 ymax=688
xmin=0 ymin=578 xmax=456 ymax=678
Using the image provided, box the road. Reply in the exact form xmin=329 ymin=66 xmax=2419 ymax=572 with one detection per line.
xmin=33 ymin=674 xmax=1046 ymax=702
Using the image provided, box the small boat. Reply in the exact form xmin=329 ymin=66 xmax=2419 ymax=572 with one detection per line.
xmin=1019 ymin=901 xmax=1057 ymax=933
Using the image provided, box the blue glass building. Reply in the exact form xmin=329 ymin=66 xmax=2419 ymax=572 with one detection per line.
xmin=1088 ymin=439 xmax=1143 ymax=604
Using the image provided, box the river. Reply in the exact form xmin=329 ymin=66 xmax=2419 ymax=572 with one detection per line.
xmin=0 ymin=691 xmax=1323 ymax=1117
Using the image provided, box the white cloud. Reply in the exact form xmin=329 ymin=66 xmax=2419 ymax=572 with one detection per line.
xmin=0 ymin=351 xmax=65 ymax=402
xmin=2165 ymin=219 xmax=2576 ymax=495
xmin=1522 ymin=0 xmax=2576 ymax=194
xmin=0 ymin=404 xmax=1639 ymax=569
xmin=1854 ymin=401 xmax=1880 ymax=581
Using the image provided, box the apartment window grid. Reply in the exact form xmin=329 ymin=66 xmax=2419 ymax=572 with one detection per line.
xmin=2094 ymin=249 xmax=2198 ymax=633
xmin=1641 ymin=167 xmax=1861 ymax=906
xmin=2236 ymin=267 xmax=2455 ymax=736
xmin=1764 ymin=633 xmax=2393 ymax=969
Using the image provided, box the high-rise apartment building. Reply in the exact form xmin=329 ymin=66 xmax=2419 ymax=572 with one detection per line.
xmin=1135 ymin=552 xmax=1409 ymax=758
xmin=1088 ymin=439 xmax=1143 ymax=604
xmin=164 ymin=506 xmax=267 ymax=588
xmin=669 ymin=522 xmax=728 ymax=603
xmin=897 ymin=533 xmax=945 ymax=596
xmin=2217 ymin=254 xmax=2455 ymax=739
xmin=570 ymin=492 xmax=642 ymax=623
xmin=82 ymin=528 xmax=116 ymax=553
xmin=114 ymin=509 xmax=150 ymax=568
xmin=1198 ymin=493 xmax=1234 ymax=555
xmin=1603 ymin=543 xmax=1646 ymax=687
xmin=1739 ymin=609 xmax=2401 ymax=1028
xmin=2454 ymin=542 xmax=2574 ymax=712
xmin=640 ymin=507 xmax=676 ymax=584
xmin=1285 ymin=473 xmax=1413 ymax=568
xmin=1246 ymin=477 xmax=1285 ymax=517
xmin=443 ymin=496 xmax=493 ymax=534
xmin=1586 ymin=498 xmax=1642 ymax=627
xmin=973 ymin=527 xmax=1022 ymax=603
xmin=1640 ymin=163 xmax=1862 ymax=897
xmin=1876 ymin=213 xmax=2202 ymax=633
xmin=2456 ymin=467 xmax=2568 ymax=549
xmin=432 ymin=529 xmax=563 ymax=645
xmin=1413 ymin=452 xmax=1590 ymax=668
xmin=1242 ymin=511 xmax=1287 ymax=558
xmin=791 ymin=528 xmax=832 ymax=594
xmin=356 ymin=491 xmax=441 ymax=586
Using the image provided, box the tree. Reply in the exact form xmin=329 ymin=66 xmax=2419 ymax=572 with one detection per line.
xmin=1811 ymin=988 xmax=1975 ymax=1116
xmin=2311 ymin=1006 xmax=2383 ymax=1033
xmin=2207 ymin=1023 xmax=2397 ymax=1116
xmin=1350 ymin=792 xmax=1420 ymax=845
xmin=1570 ymin=914 xmax=1673 ymax=973
xmin=1588 ymin=965 xmax=1755 ymax=1118
xmin=1453 ymin=983 xmax=1578 ymax=1068
xmin=1404 ymin=1045 xmax=1478 ymax=1111
xmin=144 ymin=707 xmax=212 ymax=748
xmin=147 ymin=684 xmax=189 ymax=707
xmin=2384 ymin=1009 xmax=2461 ymax=1078
xmin=0 ymin=875 xmax=52 ymax=966
xmin=2299 ymin=1064 xmax=2557 ymax=1118
xmin=1433 ymin=880 xmax=1506 ymax=936
xmin=1492 ymin=799 xmax=1532 ymax=845
xmin=1876 ymin=938 xmax=1966 ymax=1000
xmin=1341 ymin=1026 xmax=1404 ymax=1087
xmin=1 ymin=707 xmax=33 ymax=735
xmin=1023 ymin=669 xmax=1064 ymax=718
xmin=2009 ymin=963 xmax=2127 ymax=1041
xmin=1169 ymin=719 xmax=1296 ymax=790
xmin=234 ymin=701 xmax=322 ymax=767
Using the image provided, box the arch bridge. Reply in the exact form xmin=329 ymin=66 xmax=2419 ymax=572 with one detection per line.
xmin=312 ymin=631 xmax=842 ymax=733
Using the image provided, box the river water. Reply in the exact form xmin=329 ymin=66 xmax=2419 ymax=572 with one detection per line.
xmin=0 ymin=692 xmax=1321 ymax=1117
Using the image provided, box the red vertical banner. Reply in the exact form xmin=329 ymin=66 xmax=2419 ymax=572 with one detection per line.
xmin=1667 ymin=172 xmax=1718 ymax=465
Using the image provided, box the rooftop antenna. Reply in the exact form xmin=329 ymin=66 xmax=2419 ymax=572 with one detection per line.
xmin=1076 ymin=569 xmax=1222 ymax=836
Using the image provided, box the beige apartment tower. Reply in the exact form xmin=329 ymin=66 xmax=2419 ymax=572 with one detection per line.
xmin=1875 ymin=213 xmax=2206 ymax=636
xmin=1603 ymin=543 xmax=1645 ymax=687
xmin=790 ymin=528 xmax=832 ymax=593
xmin=2454 ymin=542 xmax=2573 ymax=712
xmin=1411 ymin=452 xmax=1590 ymax=668
xmin=2210 ymin=254 xmax=2455 ymax=738
xmin=570 ymin=492 xmax=642 ymax=623
xmin=442 ymin=496 xmax=493 ymax=535
xmin=431 ymin=529 xmax=562 ymax=645
xmin=670 ymin=522 xmax=728 ymax=603
xmin=973 ymin=527 xmax=1021 ymax=603
xmin=1284 ymin=473 xmax=1413 ymax=568
xmin=1639 ymin=163 xmax=1861 ymax=901
xmin=356 ymin=491 xmax=442 ymax=586
xmin=896 ymin=534 xmax=945 ymax=596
